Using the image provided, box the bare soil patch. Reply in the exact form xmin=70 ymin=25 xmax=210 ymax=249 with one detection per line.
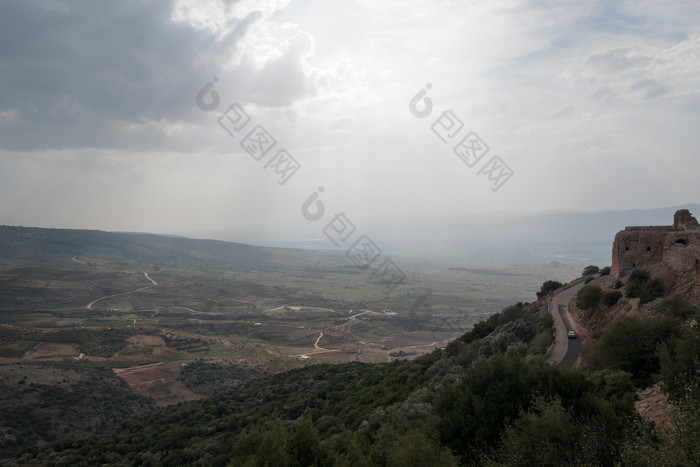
xmin=23 ymin=342 xmax=80 ymax=360
xmin=114 ymin=361 xmax=200 ymax=406
xmin=636 ymin=383 xmax=673 ymax=430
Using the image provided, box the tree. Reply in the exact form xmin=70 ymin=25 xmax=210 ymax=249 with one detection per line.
xmin=582 ymin=265 xmax=600 ymax=276
xmin=584 ymin=315 xmax=682 ymax=386
xmin=625 ymin=270 xmax=664 ymax=303
xmin=576 ymin=285 xmax=602 ymax=310
xmin=537 ymin=281 xmax=563 ymax=299
xmin=499 ymin=303 xmax=526 ymax=324
xmin=386 ymin=430 xmax=458 ymax=467
xmin=259 ymin=420 xmax=289 ymax=467
xmin=435 ymin=355 xmax=590 ymax=462
xmin=287 ymin=417 xmax=320 ymax=467
xmin=478 ymin=320 xmax=535 ymax=357
xmin=639 ymin=278 xmax=665 ymax=303
xmin=658 ymin=323 xmax=700 ymax=400
xmin=230 ymin=420 xmax=289 ymax=467
xmin=601 ymin=291 xmax=622 ymax=306
xmin=656 ymin=295 xmax=696 ymax=320
xmin=488 ymin=397 xmax=578 ymax=465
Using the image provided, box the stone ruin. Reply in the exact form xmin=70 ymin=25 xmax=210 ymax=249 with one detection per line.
xmin=611 ymin=209 xmax=700 ymax=303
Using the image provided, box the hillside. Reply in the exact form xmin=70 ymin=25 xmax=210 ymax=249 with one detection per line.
xmin=0 ymin=225 xmax=342 ymax=273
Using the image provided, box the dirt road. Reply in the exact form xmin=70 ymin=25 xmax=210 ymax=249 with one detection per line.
xmin=87 ymin=272 xmax=158 ymax=310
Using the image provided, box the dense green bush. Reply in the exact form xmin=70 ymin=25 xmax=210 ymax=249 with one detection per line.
xmin=584 ymin=315 xmax=683 ymax=386
xmin=625 ymin=269 xmax=665 ymax=303
xmin=601 ymin=291 xmax=622 ymax=306
xmin=582 ymin=265 xmax=600 ymax=276
xmin=436 ymin=354 xmax=634 ymax=464
xmin=656 ymin=295 xmax=697 ymax=320
xmin=498 ymin=303 xmax=527 ymax=324
xmin=576 ymin=285 xmax=602 ymax=309
xmin=658 ymin=322 xmax=700 ymax=400
xmin=478 ymin=319 xmax=535 ymax=358
xmin=536 ymin=281 xmax=563 ymax=299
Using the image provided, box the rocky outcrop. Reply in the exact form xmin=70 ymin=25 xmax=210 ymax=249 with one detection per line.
xmin=611 ymin=210 xmax=700 ymax=304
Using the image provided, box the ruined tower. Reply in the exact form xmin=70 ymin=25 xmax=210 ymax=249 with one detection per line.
xmin=611 ymin=209 xmax=700 ymax=303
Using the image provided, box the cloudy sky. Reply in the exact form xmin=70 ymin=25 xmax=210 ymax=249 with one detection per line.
xmin=1 ymin=0 xmax=699 ymax=240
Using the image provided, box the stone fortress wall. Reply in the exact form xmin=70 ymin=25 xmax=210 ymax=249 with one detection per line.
xmin=611 ymin=209 xmax=700 ymax=304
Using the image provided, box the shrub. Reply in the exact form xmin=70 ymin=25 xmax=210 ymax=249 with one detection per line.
xmin=601 ymin=291 xmax=623 ymax=306
xmin=655 ymin=296 xmax=696 ymax=320
xmin=490 ymin=397 xmax=579 ymax=465
xmin=629 ymin=269 xmax=651 ymax=283
xmin=576 ymin=285 xmax=602 ymax=310
xmin=478 ymin=319 xmax=535 ymax=358
xmin=499 ymin=303 xmax=526 ymax=324
xmin=584 ymin=315 xmax=683 ymax=386
xmin=536 ymin=281 xmax=563 ymax=300
xmin=625 ymin=269 xmax=665 ymax=303
xmin=599 ymin=267 xmax=611 ymax=276
xmin=638 ymin=279 xmax=665 ymax=303
xmin=582 ymin=265 xmax=600 ymax=277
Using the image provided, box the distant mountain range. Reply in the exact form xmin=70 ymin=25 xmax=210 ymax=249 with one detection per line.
xmin=179 ymin=204 xmax=700 ymax=270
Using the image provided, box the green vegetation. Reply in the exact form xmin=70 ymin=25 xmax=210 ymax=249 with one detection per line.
xmin=583 ymin=314 xmax=684 ymax=386
xmin=658 ymin=317 xmax=700 ymax=400
xmin=582 ymin=265 xmax=600 ymax=276
xmin=625 ymin=269 xmax=665 ymax=303
xmin=655 ymin=295 xmax=697 ymax=320
xmin=177 ymin=361 xmax=261 ymax=396
xmin=0 ymin=364 xmax=153 ymax=457
xmin=536 ymin=280 xmax=563 ymax=299
xmin=576 ymin=284 xmax=602 ymax=309
xmin=601 ymin=290 xmax=623 ymax=306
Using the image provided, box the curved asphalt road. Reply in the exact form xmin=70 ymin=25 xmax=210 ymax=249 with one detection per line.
xmin=547 ymin=281 xmax=585 ymax=368
xmin=557 ymin=304 xmax=582 ymax=368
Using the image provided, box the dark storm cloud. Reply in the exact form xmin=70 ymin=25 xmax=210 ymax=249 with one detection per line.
xmin=0 ymin=0 xmax=312 ymax=151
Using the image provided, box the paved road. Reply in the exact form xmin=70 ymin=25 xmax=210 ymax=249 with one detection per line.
xmin=547 ymin=281 xmax=585 ymax=368
xmin=558 ymin=304 xmax=582 ymax=368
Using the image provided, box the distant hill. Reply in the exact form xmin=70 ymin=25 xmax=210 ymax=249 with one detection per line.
xmin=0 ymin=225 xmax=343 ymax=273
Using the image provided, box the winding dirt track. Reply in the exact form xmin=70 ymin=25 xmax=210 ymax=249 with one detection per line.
xmin=86 ymin=272 xmax=158 ymax=310
xmin=314 ymin=331 xmax=327 ymax=351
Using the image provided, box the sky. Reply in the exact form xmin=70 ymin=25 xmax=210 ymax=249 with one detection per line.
xmin=1 ymin=0 xmax=699 ymax=240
